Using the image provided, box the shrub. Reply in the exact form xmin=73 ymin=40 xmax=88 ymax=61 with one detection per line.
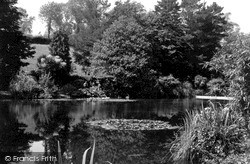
xmin=206 ymin=78 xmax=227 ymax=96
xmin=194 ymin=89 xmax=205 ymax=95
xmin=89 ymin=86 xmax=106 ymax=97
xmin=37 ymin=54 xmax=68 ymax=85
xmin=37 ymin=54 xmax=66 ymax=72
xmin=182 ymin=82 xmax=194 ymax=98
xmin=9 ymin=71 xmax=41 ymax=99
xmin=38 ymin=73 xmax=58 ymax=99
xmin=37 ymin=30 xmax=72 ymax=86
xmin=70 ymin=78 xmax=88 ymax=89
xmin=171 ymin=103 xmax=247 ymax=164
xmin=59 ymin=84 xmax=77 ymax=96
xmin=49 ymin=30 xmax=71 ymax=75
xmin=194 ymin=75 xmax=207 ymax=89
xmin=156 ymin=75 xmax=183 ymax=98
xmin=220 ymin=154 xmax=250 ymax=164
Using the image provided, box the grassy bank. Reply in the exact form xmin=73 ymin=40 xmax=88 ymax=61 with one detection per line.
xmin=21 ymin=44 xmax=84 ymax=76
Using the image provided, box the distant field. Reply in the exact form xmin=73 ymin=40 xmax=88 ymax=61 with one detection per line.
xmin=22 ymin=44 xmax=84 ymax=76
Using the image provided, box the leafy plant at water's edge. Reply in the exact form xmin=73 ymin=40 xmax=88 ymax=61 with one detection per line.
xmin=9 ymin=71 xmax=58 ymax=99
xmin=171 ymin=102 xmax=248 ymax=164
xmin=9 ymin=71 xmax=41 ymax=99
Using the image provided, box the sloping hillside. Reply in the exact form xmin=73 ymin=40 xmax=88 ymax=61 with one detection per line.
xmin=21 ymin=44 xmax=84 ymax=76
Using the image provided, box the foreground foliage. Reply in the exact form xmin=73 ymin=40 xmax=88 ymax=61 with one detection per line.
xmin=171 ymin=103 xmax=248 ymax=164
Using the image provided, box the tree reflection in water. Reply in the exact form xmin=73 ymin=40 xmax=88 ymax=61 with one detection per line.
xmin=0 ymin=99 xmax=204 ymax=164
xmin=0 ymin=101 xmax=40 ymax=164
xmin=69 ymin=119 xmax=175 ymax=164
xmin=33 ymin=101 xmax=72 ymax=164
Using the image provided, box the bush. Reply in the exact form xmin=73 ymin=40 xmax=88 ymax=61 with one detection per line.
xmin=194 ymin=89 xmax=205 ymax=95
xmin=37 ymin=54 xmax=66 ymax=74
xmin=9 ymin=71 xmax=41 ymax=99
xmin=206 ymin=78 xmax=227 ymax=96
xmin=70 ymin=78 xmax=88 ymax=89
xmin=194 ymin=75 xmax=207 ymax=89
xmin=59 ymin=84 xmax=77 ymax=95
xmin=36 ymin=30 xmax=72 ymax=86
xmin=38 ymin=73 xmax=58 ymax=99
xmin=171 ymin=103 xmax=247 ymax=164
xmin=182 ymin=82 xmax=194 ymax=98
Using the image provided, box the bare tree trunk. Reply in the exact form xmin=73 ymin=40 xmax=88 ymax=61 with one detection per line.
xmin=48 ymin=18 xmax=52 ymax=39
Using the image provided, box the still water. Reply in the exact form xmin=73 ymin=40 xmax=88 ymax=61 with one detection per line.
xmin=0 ymin=99 xmax=205 ymax=164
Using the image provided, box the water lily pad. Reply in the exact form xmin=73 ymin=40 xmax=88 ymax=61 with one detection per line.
xmin=87 ymin=119 xmax=179 ymax=131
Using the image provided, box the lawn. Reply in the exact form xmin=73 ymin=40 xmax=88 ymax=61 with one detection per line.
xmin=21 ymin=44 xmax=85 ymax=76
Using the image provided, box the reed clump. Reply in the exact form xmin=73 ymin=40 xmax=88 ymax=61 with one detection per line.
xmin=171 ymin=102 xmax=249 ymax=164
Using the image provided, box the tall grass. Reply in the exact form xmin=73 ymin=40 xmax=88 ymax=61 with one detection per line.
xmin=170 ymin=110 xmax=198 ymax=163
xmin=171 ymin=102 xmax=248 ymax=164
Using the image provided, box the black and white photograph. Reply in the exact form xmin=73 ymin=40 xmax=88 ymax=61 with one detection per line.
xmin=1 ymin=0 xmax=250 ymax=163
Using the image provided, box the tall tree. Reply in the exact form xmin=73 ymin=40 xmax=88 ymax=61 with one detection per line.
xmin=147 ymin=0 xmax=192 ymax=80
xmin=67 ymin=0 xmax=110 ymax=33
xmin=18 ymin=7 xmax=35 ymax=35
xmin=37 ymin=30 xmax=72 ymax=85
xmin=0 ymin=0 xmax=35 ymax=90
xmin=49 ymin=30 xmax=71 ymax=75
xmin=181 ymin=1 xmax=230 ymax=78
xmin=39 ymin=2 xmax=64 ymax=38
xmin=67 ymin=0 xmax=110 ymax=71
xmin=105 ymin=0 xmax=146 ymax=26
xmin=91 ymin=16 xmax=157 ymax=98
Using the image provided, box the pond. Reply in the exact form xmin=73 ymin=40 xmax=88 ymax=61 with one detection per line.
xmin=0 ymin=99 xmax=206 ymax=164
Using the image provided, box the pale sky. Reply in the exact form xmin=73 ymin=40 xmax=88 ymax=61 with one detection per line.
xmin=16 ymin=0 xmax=250 ymax=35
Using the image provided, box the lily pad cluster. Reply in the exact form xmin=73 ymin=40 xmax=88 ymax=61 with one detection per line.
xmin=88 ymin=119 xmax=179 ymax=131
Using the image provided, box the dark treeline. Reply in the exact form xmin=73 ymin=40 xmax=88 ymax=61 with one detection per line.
xmin=69 ymin=0 xmax=231 ymax=98
xmin=0 ymin=0 xmax=237 ymax=99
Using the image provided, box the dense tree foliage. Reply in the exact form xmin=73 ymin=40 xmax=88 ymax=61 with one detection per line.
xmin=147 ymin=0 xmax=192 ymax=80
xmin=207 ymin=29 xmax=250 ymax=132
xmin=0 ymin=0 xmax=35 ymax=90
xmin=91 ymin=16 xmax=156 ymax=98
xmin=4 ymin=0 xmax=234 ymax=98
xmin=87 ymin=0 xmax=232 ymax=98
xmin=181 ymin=0 xmax=230 ymax=78
xmin=105 ymin=0 xmax=146 ymax=24
xmin=49 ymin=31 xmax=71 ymax=73
xmin=39 ymin=2 xmax=64 ymax=38
xmin=18 ymin=7 xmax=35 ymax=35
xmin=68 ymin=0 xmax=110 ymax=71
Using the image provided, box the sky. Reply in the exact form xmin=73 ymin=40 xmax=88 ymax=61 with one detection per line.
xmin=16 ymin=0 xmax=250 ymax=35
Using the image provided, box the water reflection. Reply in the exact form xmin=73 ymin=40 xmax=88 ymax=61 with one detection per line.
xmin=0 ymin=99 xmax=204 ymax=164
xmin=0 ymin=101 xmax=41 ymax=164
xmin=69 ymin=121 xmax=175 ymax=164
